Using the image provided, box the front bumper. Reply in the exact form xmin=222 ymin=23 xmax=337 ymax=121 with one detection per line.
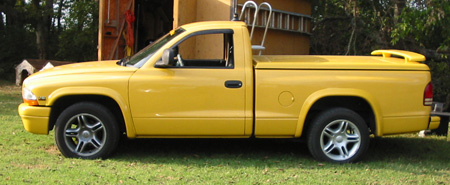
xmin=428 ymin=116 xmax=441 ymax=130
xmin=18 ymin=103 xmax=51 ymax=135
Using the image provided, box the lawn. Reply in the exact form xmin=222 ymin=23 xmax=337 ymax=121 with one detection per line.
xmin=1 ymin=80 xmax=449 ymax=184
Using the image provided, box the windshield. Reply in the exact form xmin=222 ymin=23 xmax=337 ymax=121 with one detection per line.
xmin=126 ymin=28 xmax=185 ymax=68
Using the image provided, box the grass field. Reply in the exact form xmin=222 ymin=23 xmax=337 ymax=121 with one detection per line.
xmin=1 ymin=80 xmax=449 ymax=184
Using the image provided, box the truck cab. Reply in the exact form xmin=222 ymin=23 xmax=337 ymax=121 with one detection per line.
xmin=127 ymin=22 xmax=254 ymax=136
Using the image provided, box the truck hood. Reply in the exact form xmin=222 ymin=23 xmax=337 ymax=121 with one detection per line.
xmin=27 ymin=60 xmax=137 ymax=79
xmin=253 ymin=55 xmax=430 ymax=71
xmin=23 ymin=60 xmax=138 ymax=90
xmin=22 ymin=60 xmax=137 ymax=107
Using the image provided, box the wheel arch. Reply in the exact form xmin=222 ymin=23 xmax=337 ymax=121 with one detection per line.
xmin=295 ymin=88 xmax=383 ymax=137
xmin=47 ymin=87 xmax=136 ymax=138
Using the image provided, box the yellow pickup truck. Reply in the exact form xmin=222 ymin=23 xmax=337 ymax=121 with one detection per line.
xmin=18 ymin=21 xmax=440 ymax=163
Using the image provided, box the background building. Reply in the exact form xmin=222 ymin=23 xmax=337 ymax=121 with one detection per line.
xmin=98 ymin=0 xmax=311 ymax=60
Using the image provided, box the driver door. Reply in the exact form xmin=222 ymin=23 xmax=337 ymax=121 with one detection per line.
xmin=129 ymin=30 xmax=246 ymax=136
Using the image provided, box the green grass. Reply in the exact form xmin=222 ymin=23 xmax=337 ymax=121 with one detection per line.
xmin=1 ymin=80 xmax=449 ymax=184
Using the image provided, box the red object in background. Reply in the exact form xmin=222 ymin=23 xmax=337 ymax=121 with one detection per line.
xmin=125 ymin=10 xmax=135 ymax=47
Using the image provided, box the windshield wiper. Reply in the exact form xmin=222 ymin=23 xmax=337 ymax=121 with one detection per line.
xmin=117 ymin=56 xmax=130 ymax=66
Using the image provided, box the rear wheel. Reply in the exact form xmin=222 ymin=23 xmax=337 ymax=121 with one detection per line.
xmin=55 ymin=102 xmax=120 ymax=159
xmin=307 ymin=108 xmax=369 ymax=163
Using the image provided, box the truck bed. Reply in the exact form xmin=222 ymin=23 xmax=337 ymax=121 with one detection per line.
xmin=252 ymin=54 xmax=432 ymax=137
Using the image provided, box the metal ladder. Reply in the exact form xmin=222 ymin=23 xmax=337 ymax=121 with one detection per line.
xmin=238 ymin=1 xmax=273 ymax=55
xmin=268 ymin=9 xmax=311 ymax=35
xmin=238 ymin=1 xmax=312 ymax=53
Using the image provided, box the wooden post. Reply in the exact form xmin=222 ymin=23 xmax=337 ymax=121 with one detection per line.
xmin=98 ymin=0 xmax=105 ymax=61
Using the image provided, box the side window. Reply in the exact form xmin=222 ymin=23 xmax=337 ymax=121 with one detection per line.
xmin=168 ymin=30 xmax=234 ymax=68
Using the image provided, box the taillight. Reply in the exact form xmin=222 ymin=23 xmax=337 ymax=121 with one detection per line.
xmin=424 ymin=82 xmax=433 ymax=106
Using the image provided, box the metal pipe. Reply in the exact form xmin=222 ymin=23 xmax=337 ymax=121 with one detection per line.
xmin=238 ymin=1 xmax=258 ymax=40
xmin=258 ymin=2 xmax=272 ymax=55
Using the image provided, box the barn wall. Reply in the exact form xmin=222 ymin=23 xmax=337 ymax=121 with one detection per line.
xmin=194 ymin=0 xmax=230 ymax=59
xmin=195 ymin=0 xmax=231 ymax=22
xmin=174 ymin=0 xmax=231 ymax=59
xmin=173 ymin=0 xmax=197 ymax=28
xmin=238 ymin=0 xmax=311 ymax=15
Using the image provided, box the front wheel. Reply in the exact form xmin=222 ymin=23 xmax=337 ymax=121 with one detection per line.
xmin=55 ymin=102 xmax=120 ymax=159
xmin=307 ymin=108 xmax=369 ymax=163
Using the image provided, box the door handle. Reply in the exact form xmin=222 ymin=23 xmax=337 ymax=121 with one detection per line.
xmin=225 ymin=80 xmax=242 ymax=88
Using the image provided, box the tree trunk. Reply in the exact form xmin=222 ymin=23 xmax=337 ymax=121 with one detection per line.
xmin=2 ymin=0 xmax=21 ymax=28
xmin=56 ymin=0 xmax=64 ymax=33
xmin=35 ymin=23 xmax=47 ymax=59
xmin=32 ymin=0 xmax=54 ymax=59
xmin=394 ymin=0 xmax=406 ymax=24
xmin=0 ymin=1 xmax=4 ymax=31
xmin=0 ymin=11 xmax=4 ymax=31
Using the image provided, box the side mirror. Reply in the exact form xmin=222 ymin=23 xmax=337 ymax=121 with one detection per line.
xmin=162 ymin=48 xmax=175 ymax=66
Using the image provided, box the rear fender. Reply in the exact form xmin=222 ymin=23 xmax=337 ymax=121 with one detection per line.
xmin=295 ymin=88 xmax=383 ymax=137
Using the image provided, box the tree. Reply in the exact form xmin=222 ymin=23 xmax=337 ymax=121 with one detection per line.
xmin=311 ymin=0 xmax=399 ymax=55
xmin=311 ymin=0 xmax=450 ymax=107
xmin=56 ymin=0 xmax=65 ymax=34
xmin=30 ymin=0 xmax=54 ymax=59
xmin=55 ymin=0 xmax=98 ymax=62
xmin=0 ymin=12 xmax=4 ymax=31
xmin=391 ymin=0 xmax=450 ymax=107
xmin=0 ymin=0 xmax=37 ymax=80
xmin=0 ymin=0 xmax=99 ymax=81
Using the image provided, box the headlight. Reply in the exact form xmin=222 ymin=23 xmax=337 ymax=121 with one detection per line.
xmin=22 ymin=87 xmax=39 ymax=106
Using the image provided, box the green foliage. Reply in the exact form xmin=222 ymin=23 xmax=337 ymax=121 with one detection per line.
xmin=391 ymin=0 xmax=450 ymax=50
xmin=55 ymin=0 xmax=98 ymax=62
xmin=56 ymin=28 xmax=98 ymax=62
xmin=311 ymin=0 xmax=395 ymax=55
xmin=0 ymin=24 xmax=37 ymax=81
xmin=312 ymin=0 xmax=450 ymax=105
xmin=427 ymin=60 xmax=450 ymax=104
xmin=390 ymin=0 xmax=450 ymax=103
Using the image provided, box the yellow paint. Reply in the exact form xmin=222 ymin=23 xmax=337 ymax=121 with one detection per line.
xmin=254 ymin=119 xmax=297 ymax=136
xmin=133 ymin=118 xmax=244 ymax=136
xmin=253 ymin=55 xmax=430 ymax=70
xmin=18 ymin=103 xmax=51 ymax=134
xmin=371 ymin=49 xmax=426 ymax=63
xmin=19 ymin=21 xmax=433 ymax=140
xmin=20 ymin=61 xmax=138 ymax=137
xmin=428 ymin=116 xmax=440 ymax=130
xmin=382 ymin=116 xmax=430 ymax=135
xmin=278 ymin=91 xmax=295 ymax=107
xmin=290 ymin=88 xmax=383 ymax=137
xmin=129 ymin=22 xmax=252 ymax=136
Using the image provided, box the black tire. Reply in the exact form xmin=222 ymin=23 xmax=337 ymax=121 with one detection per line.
xmin=55 ymin=102 xmax=120 ymax=159
xmin=307 ymin=108 xmax=369 ymax=163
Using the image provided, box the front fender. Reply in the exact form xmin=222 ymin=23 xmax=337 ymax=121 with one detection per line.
xmin=47 ymin=87 xmax=136 ymax=138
